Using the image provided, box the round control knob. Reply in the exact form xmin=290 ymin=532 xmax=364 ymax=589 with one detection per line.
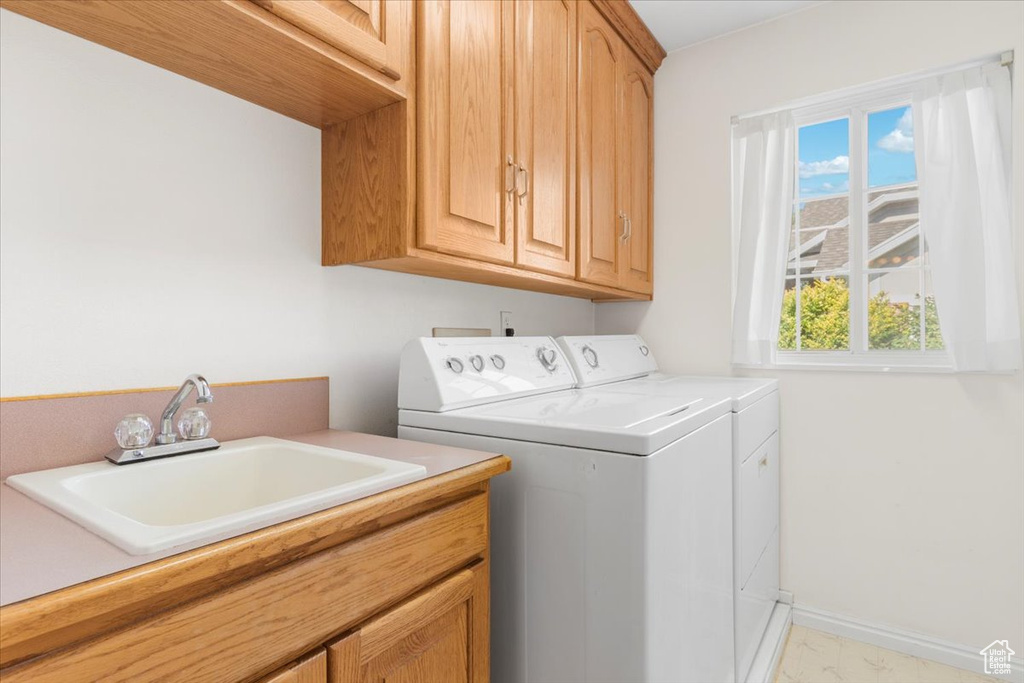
xmin=445 ymin=357 xmax=464 ymax=374
xmin=469 ymin=354 xmax=485 ymax=372
xmin=536 ymin=347 xmax=559 ymax=373
xmin=490 ymin=354 xmax=506 ymax=370
xmin=581 ymin=345 xmax=599 ymax=368
xmin=639 ymin=345 xmax=650 ymax=356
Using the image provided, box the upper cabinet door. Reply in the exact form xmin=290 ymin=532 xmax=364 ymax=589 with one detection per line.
xmin=513 ymin=0 xmax=576 ymax=278
xmin=253 ymin=0 xmax=404 ymax=80
xmin=619 ymin=50 xmax=653 ymax=294
xmin=418 ymin=0 xmax=515 ymax=265
xmin=576 ymin=2 xmax=622 ymax=288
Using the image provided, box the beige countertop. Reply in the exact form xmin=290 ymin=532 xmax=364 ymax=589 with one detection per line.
xmin=0 ymin=429 xmax=504 ymax=607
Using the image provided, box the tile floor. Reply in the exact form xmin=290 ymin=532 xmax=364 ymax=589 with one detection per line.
xmin=775 ymin=625 xmax=1002 ymax=683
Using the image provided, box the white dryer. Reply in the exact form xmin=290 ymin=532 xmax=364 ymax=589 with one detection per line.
xmin=556 ymin=335 xmax=786 ymax=683
xmin=397 ymin=336 xmax=736 ymax=683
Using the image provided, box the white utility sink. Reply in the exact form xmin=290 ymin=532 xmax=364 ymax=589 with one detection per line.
xmin=5 ymin=436 xmax=427 ymax=555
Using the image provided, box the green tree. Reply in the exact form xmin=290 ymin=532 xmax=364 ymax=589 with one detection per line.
xmin=777 ymin=277 xmax=944 ymax=351
xmin=924 ymin=297 xmax=943 ymax=350
xmin=868 ymin=290 xmax=918 ymax=350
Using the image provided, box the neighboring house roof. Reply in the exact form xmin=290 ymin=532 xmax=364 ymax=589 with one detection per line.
xmin=789 ymin=186 xmax=920 ymax=275
xmin=801 ymin=196 xmax=848 ymax=228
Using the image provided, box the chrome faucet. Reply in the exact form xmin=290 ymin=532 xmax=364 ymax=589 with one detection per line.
xmin=156 ymin=374 xmax=213 ymax=444
xmin=106 ymin=373 xmax=220 ymax=465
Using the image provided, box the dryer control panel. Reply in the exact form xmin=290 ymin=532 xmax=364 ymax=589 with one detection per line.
xmin=556 ymin=335 xmax=659 ymax=387
xmin=398 ymin=336 xmax=576 ymax=412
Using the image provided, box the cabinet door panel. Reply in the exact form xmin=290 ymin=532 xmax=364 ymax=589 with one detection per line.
xmin=419 ymin=0 xmax=514 ymax=265
xmin=327 ymin=564 xmax=488 ymax=683
xmin=576 ymin=3 xmax=621 ymax=287
xmin=253 ymin=0 xmax=401 ymax=79
xmin=620 ymin=52 xmax=653 ymax=293
xmin=259 ymin=649 xmax=327 ymax=683
xmin=514 ymin=0 xmax=576 ymax=277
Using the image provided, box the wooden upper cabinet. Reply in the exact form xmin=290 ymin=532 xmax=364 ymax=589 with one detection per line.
xmin=620 ymin=49 xmax=653 ymax=294
xmin=252 ymin=0 xmax=404 ymax=81
xmin=513 ymin=0 xmax=576 ymax=278
xmin=326 ymin=565 xmax=488 ymax=683
xmin=418 ymin=0 xmax=515 ymax=265
xmin=576 ymin=2 xmax=623 ymax=288
xmin=259 ymin=650 xmax=327 ymax=683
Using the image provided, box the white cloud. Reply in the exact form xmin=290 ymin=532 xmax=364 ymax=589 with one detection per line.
xmin=799 ymin=155 xmax=849 ymax=178
xmin=803 ymin=179 xmax=849 ymax=196
xmin=878 ymin=109 xmax=914 ymax=153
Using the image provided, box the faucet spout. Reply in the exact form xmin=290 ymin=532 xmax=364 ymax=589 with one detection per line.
xmin=156 ymin=374 xmax=213 ymax=444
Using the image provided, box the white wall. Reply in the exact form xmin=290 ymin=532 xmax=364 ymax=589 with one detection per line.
xmin=0 ymin=10 xmax=595 ymax=436
xmin=598 ymin=1 xmax=1024 ymax=651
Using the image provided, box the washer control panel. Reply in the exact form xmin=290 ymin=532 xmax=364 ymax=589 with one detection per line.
xmin=399 ymin=336 xmax=576 ymax=411
xmin=556 ymin=335 xmax=658 ymax=387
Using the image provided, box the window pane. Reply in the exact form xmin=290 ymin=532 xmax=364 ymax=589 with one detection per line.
xmin=923 ymin=271 xmax=944 ymax=350
xmin=867 ymin=184 xmax=919 ymax=268
xmin=798 ymin=195 xmax=849 ymax=274
xmin=799 ymin=118 xmax=849 ymax=199
xmin=799 ymin=277 xmax=849 ymax=350
xmin=778 ymin=278 xmax=798 ymax=350
xmin=868 ymin=106 xmax=916 ymax=188
xmin=867 ymin=270 xmax=920 ymax=350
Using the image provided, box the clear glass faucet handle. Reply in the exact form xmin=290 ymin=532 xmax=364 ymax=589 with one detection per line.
xmin=115 ymin=413 xmax=154 ymax=449
xmin=178 ymin=406 xmax=212 ymax=440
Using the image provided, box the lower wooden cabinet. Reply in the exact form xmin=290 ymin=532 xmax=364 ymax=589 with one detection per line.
xmin=327 ymin=565 xmax=488 ymax=682
xmin=0 ymin=490 xmax=496 ymax=683
xmin=259 ymin=650 xmax=328 ymax=683
xmin=256 ymin=564 xmax=487 ymax=683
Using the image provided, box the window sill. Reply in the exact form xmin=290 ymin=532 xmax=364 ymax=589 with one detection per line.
xmin=744 ymin=352 xmax=953 ymax=374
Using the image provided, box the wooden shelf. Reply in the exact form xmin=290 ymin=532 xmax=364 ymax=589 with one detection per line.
xmin=0 ymin=0 xmax=409 ymax=128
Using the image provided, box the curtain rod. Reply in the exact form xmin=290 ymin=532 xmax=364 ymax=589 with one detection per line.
xmin=731 ymin=50 xmax=1014 ymax=125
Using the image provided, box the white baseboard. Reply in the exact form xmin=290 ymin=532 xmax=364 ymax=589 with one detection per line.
xmin=792 ymin=604 xmax=1024 ymax=683
xmin=746 ymin=602 xmax=793 ymax=683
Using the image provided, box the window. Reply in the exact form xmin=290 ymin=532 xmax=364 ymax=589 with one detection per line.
xmin=777 ymin=92 xmax=947 ymax=368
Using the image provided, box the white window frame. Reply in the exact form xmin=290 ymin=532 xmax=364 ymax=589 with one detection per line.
xmin=776 ymin=85 xmax=952 ymax=372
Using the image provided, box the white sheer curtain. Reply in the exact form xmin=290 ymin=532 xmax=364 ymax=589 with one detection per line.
xmin=914 ymin=62 xmax=1022 ymax=371
xmin=731 ymin=111 xmax=795 ymax=366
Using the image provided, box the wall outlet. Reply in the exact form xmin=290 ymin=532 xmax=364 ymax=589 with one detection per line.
xmin=500 ymin=311 xmax=514 ymax=337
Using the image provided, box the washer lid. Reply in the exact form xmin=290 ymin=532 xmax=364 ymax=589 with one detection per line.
xmin=399 ymin=387 xmax=731 ymax=455
xmin=605 ymin=374 xmax=778 ymax=412
xmin=556 ymin=335 xmax=658 ymax=387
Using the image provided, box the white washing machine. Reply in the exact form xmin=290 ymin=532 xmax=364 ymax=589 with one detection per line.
xmin=397 ymin=336 xmax=736 ymax=683
xmin=556 ymin=335 xmax=787 ymax=683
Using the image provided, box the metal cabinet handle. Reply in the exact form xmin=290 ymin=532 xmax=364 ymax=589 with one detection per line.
xmin=619 ymin=211 xmax=628 ymax=241
xmin=516 ymin=163 xmax=529 ymax=205
xmin=625 ymin=216 xmax=633 ymax=241
xmin=506 ymin=155 xmax=517 ymax=195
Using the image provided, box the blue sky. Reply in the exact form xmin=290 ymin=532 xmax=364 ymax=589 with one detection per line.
xmin=798 ymin=106 xmax=917 ymax=198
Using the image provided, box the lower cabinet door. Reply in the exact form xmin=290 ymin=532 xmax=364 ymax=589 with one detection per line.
xmin=258 ymin=649 xmax=327 ymax=683
xmin=326 ymin=564 xmax=488 ymax=683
